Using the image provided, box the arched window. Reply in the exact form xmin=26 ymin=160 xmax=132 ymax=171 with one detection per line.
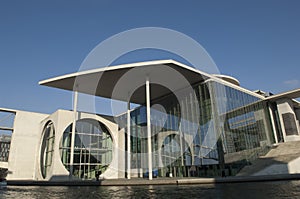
xmin=40 ymin=121 xmax=55 ymax=178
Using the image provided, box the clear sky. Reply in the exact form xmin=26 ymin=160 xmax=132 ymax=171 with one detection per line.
xmin=0 ymin=0 xmax=300 ymax=114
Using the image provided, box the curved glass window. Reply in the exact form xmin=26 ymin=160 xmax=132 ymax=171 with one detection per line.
xmin=40 ymin=121 xmax=55 ymax=178
xmin=60 ymin=119 xmax=113 ymax=179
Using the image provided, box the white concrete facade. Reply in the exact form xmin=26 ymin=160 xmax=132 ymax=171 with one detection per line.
xmin=8 ymin=110 xmax=48 ymax=180
xmin=6 ymin=109 xmax=125 ymax=181
xmin=276 ymin=98 xmax=300 ymax=142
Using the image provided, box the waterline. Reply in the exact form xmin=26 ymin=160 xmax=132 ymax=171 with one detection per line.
xmin=1 ymin=180 xmax=300 ymax=199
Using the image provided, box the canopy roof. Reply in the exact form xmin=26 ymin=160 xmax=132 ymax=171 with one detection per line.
xmin=39 ymin=59 xmax=300 ymax=106
xmin=39 ymin=60 xmax=212 ymax=104
xmin=266 ymin=88 xmax=300 ymax=102
xmin=266 ymin=88 xmax=300 ymax=108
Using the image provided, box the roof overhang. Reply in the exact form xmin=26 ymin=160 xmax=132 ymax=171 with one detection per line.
xmin=266 ymin=88 xmax=300 ymax=101
xmin=39 ymin=60 xmax=212 ymax=104
xmin=265 ymin=88 xmax=300 ymax=108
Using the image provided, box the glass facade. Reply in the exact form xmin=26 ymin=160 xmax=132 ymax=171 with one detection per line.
xmin=0 ymin=110 xmax=14 ymax=163
xmin=118 ymin=80 xmax=275 ymax=178
xmin=59 ymin=119 xmax=113 ymax=179
xmin=0 ymin=141 xmax=10 ymax=162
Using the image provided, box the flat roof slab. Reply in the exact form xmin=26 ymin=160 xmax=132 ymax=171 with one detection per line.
xmin=39 ymin=60 xmax=211 ymax=104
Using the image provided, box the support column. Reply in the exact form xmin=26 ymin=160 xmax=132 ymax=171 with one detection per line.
xmin=70 ymin=90 xmax=78 ymax=179
xmin=146 ymin=79 xmax=153 ymax=180
xmin=127 ymin=101 xmax=131 ymax=179
xmin=268 ymin=106 xmax=278 ymax=144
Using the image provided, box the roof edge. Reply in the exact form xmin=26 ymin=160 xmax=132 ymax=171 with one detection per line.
xmin=39 ymin=59 xmax=178 ymax=86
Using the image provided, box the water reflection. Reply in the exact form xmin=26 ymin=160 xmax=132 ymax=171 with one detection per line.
xmin=0 ymin=180 xmax=299 ymax=199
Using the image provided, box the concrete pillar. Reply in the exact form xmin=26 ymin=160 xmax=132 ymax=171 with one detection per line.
xmin=127 ymin=101 xmax=131 ymax=179
xmin=146 ymin=79 xmax=153 ymax=180
xmin=268 ymin=106 xmax=278 ymax=144
xmin=70 ymin=90 xmax=78 ymax=179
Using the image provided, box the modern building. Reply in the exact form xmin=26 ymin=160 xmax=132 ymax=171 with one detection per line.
xmin=0 ymin=60 xmax=300 ymax=181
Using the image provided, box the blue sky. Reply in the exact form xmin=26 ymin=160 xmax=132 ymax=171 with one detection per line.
xmin=0 ymin=0 xmax=300 ymax=114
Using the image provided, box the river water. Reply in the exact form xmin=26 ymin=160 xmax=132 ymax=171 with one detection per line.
xmin=1 ymin=180 xmax=300 ymax=198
